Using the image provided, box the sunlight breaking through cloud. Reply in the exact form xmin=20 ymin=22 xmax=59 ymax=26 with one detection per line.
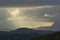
xmin=0 ymin=5 xmax=56 ymax=30
xmin=5 ymin=6 xmax=54 ymax=29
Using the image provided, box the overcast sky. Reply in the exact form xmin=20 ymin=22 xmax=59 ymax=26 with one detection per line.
xmin=0 ymin=0 xmax=60 ymax=31
xmin=0 ymin=0 xmax=60 ymax=7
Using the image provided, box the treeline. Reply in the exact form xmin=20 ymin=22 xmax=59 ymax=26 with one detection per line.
xmin=32 ymin=32 xmax=60 ymax=40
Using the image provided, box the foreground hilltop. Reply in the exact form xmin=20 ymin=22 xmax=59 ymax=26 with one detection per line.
xmin=32 ymin=31 xmax=60 ymax=40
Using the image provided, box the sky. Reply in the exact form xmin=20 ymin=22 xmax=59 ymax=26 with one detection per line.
xmin=0 ymin=0 xmax=60 ymax=31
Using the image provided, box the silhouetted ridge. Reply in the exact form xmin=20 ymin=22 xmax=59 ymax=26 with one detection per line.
xmin=14 ymin=28 xmax=34 ymax=31
xmin=0 ymin=28 xmax=56 ymax=40
xmin=10 ymin=28 xmax=54 ymax=35
xmin=12 ymin=28 xmax=35 ymax=33
xmin=32 ymin=31 xmax=60 ymax=40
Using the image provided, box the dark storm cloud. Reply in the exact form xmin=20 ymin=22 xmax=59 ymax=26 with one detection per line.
xmin=0 ymin=0 xmax=60 ymax=7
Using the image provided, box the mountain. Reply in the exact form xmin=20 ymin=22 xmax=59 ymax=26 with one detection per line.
xmin=10 ymin=28 xmax=54 ymax=34
xmin=0 ymin=28 xmax=55 ymax=40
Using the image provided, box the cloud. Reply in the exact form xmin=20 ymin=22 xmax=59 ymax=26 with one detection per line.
xmin=0 ymin=5 xmax=60 ymax=31
xmin=0 ymin=0 xmax=60 ymax=7
xmin=0 ymin=8 xmax=15 ymax=31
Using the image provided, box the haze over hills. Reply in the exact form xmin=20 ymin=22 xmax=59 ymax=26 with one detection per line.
xmin=11 ymin=28 xmax=54 ymax=34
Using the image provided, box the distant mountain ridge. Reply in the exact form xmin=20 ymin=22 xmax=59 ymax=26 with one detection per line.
xmin=10 ymin=28 xmax=54 ymax=34
xmin=0 ymin=28 xmax=55 ymax=40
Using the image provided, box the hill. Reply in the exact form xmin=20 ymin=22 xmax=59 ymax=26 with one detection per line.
xmin=0 ymin=28 xmax=55 ymax=40
xmin=32 ymin=31 xmax=60 ymax=40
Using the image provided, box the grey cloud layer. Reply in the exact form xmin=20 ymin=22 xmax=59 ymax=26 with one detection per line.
xmin=0 ymin=0 xmax=60 ymax=7
xmin=23 ymin=6 xmax=60 ymax=21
